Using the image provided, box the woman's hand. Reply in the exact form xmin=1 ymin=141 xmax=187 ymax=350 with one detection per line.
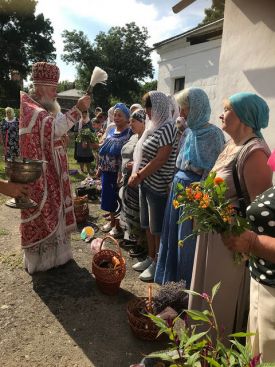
xmin=126 ymin=161 xmax=133 ymax=171
xmin=91 ymin=143 xmax=99 ymax=150
xmin=95 ymin=169 xmax=102 ymax=178
xmin=128 ymin=173 xmax=142 ymax=188
xmin=222 ymin=230 xmax=256 ymax=254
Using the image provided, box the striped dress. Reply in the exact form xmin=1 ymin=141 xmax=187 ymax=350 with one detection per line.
xmin=139 ymin=122 xmax=178 ymax=193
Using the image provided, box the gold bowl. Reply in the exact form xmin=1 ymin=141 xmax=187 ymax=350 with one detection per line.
xmin=5 ymin=158 xmax=45 ymax=209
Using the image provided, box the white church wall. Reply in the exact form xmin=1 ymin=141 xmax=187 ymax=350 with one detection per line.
xmin=157 ymin=38 xmax=221 ymax=124
xmin=216 ymin=0 xmax=275 ymax=150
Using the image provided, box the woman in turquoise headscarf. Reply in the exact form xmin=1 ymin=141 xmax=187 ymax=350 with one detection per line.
xmin=189 ymin=91 xmax=272 ymax=341
xmin=155 ymin=87 xmax=225 ymax=288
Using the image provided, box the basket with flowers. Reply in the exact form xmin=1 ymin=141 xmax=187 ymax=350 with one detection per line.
xmin=174 ymin=171 xmax=250 ymax=262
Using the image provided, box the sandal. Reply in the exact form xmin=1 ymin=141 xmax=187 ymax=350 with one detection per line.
xmin=119 ymin=239 xmax=137 ymax=249
xmin=129 ymin=245 xmax=147 ymax=258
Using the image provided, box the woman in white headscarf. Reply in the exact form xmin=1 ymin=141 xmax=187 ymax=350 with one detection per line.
xmin=128 ymin=91 xmax=178 ymax=281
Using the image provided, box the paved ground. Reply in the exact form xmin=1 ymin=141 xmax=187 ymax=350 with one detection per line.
xmin=0 ymin=196 xmax=164 ymax=367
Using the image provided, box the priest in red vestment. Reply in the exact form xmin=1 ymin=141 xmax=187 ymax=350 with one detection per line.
xmin=19 ymin=62 xmax=91 ymax=274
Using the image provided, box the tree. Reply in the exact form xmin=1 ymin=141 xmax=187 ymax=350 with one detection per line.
xmin=62 ymin=22 xmax=153 ymax=109
xmin=0 ymin=0 xmax=56 ymax=105
xmin=57 ymin=80 xmax=75 ymax=93
xmin=140 ymin=80 xmax=158 ymax=95
xmin=199 ymin=0 xmax=225 ymax=26
xmin=129 ymin=80 xmax=158 ymax=105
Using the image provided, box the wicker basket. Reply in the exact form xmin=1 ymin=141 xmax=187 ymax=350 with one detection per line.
xmin=74 ymin=196 xmax=89 ymax=224
xmin=92 ymin=235 xmax=126 ymax=295
xmin=127 ymin=297 xmax=160 ymax=341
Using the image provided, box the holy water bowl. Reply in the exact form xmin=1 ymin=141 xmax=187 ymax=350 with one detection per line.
xmin=5 ymin=158 xmax=45 ymax=209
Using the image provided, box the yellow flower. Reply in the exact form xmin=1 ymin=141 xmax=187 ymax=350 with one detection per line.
xmin=178 ymin=240 xmax=184 ymax=247
xmin=173 ymin=200 xmax=180 ymax=209
xmin=199 ymin=193 xmax=210 ymax=208
xmin=185 ymin=187 xmax=194 ymax=200
xmin=177 ymin=194 xmax=184 ymax=202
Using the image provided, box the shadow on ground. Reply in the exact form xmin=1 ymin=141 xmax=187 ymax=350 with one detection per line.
xmin=31 ymin=259 xmax=165 ymax=367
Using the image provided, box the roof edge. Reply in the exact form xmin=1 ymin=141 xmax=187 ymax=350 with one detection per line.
xmin=153 ymin=18 xmax=223 ymax=49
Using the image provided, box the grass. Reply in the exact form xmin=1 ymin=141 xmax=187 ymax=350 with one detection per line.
xmin=0 ymin=144 xmax=6 ymax=179
xmin=0 ymin=252 xmax=23 ymax=269
xmin=0 ymin=228 xmax=9 ymax=236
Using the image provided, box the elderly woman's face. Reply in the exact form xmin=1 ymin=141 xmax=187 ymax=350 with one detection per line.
xmin=219 ymin=103 xmax=241 ymax=135
xmin=6 ymin=110 xmax=13 ymax=118
xmin=114 ymin=109 xmax=128 ymax=128
xmin=180 ymin=106 xmax=189 ymax=119
xmin=130 ymin=118 xmax=144 ymax=135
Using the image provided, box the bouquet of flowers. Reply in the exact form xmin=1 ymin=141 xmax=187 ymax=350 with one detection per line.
xmin=76 ymin=129 xmax=99 ymax=144
xmin=174 ymin=171 xmax=250 ymax=262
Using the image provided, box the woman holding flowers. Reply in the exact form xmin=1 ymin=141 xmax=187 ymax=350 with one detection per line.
xmin=221 ymin=146 xmax=275 ymax=362
xmin=189 ymin=92 xmax=272 ymax=338
xmin=155 ymin=88 xmax=225 ymax=288
xmin=74 ymin=110 xmax=96 ymax=174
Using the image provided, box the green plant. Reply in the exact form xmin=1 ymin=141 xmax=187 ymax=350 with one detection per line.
xmin=147 ymin=282 xmax=261 ymax=367
xmin=75 ymin=129 xmax=99 ymax=144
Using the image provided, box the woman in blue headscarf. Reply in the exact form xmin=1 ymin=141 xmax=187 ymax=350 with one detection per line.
xmin=155 ymin=87 xmax=225 ymax=288
xmin=99 ymin=103 xmax=131 ymax=236
xmin=189 ymin=91 xmax=272 ymax=341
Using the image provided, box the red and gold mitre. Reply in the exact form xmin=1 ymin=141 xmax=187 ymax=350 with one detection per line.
xmin=32 ymin=62 xmax=60 ymax=86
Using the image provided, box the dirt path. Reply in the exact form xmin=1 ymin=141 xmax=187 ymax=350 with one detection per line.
xmin=0 ymin=197 xmax=164 ymax=367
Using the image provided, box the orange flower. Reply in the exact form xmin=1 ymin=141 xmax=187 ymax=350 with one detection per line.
xmin=214 ymin=177 xmax=224 ymax=185
xmin=194 ymin=191 xmax=202 ymax=200
xmin=173 ymin=200 xmax=180 ymax=209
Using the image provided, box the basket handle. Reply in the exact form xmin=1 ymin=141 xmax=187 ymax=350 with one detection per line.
xmin=100 ymin=235 xmax=122 ymax=257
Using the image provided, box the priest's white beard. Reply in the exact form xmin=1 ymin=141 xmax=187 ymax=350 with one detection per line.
xmin=42 ymin=99 xmax=61 ymax=116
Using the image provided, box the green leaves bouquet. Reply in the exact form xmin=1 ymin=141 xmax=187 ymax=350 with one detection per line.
xmin=76 ymin=129 xmax=99 ymax=144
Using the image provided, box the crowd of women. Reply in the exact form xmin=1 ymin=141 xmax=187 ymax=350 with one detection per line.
xmin=3 ymin=87 xmax=274 ymax=362
xmin=92 ymin=88 xmax=275 ymax=363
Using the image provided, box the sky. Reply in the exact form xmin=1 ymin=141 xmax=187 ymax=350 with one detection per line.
xmin=35 ymin=0 xmax=212 ymax=82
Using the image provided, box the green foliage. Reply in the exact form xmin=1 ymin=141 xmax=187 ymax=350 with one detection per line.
xmin=0 ymin=0 xmax=56 ymax=104
xmin=199 ymin=0 xmax=225 ymax=26
xmin=147 ymin=282 xmax=261 ymax=366
xmin=57 ymin=80 xmax=76 ymax=93
xmin=62 ymin=22 xmax=153 ymax=108
xmin=75 ymin=129 xmax=99 ymax=144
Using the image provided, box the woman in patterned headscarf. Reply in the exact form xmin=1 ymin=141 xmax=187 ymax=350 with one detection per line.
xmin=128 ymin=91 xmax=178 ymax=281
xmin=120 ymin=109 xmax=147 ymax=256
xmin=155 ymin=87 xmax=225 ymax=288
